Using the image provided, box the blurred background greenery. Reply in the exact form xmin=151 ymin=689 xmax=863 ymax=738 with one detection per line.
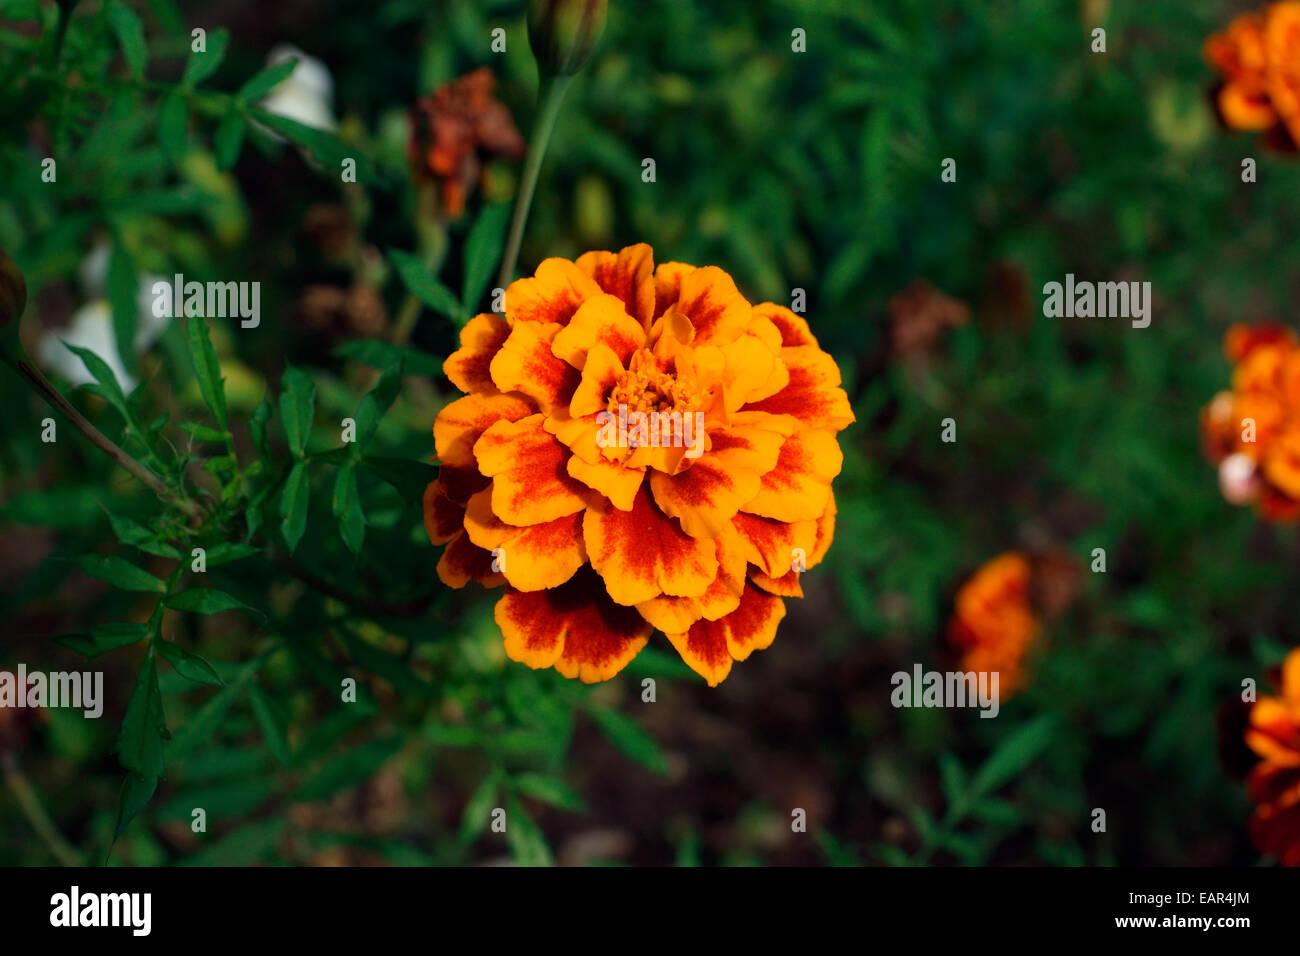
xmin=1 ymin=0 xmax=1296 ymax=865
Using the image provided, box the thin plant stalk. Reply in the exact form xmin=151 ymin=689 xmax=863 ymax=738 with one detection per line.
xmin=496 ymin=74 xmax=574 ymax=290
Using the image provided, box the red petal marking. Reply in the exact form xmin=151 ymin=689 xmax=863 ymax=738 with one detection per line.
xmin=666 ymin=583 xmax=786 ymax=686
xmin=474 ymin=414 xmax=590 ymax=524
xmin=674 ymin=266 xmax=752 ymax=346
xmin=464 ymin=489 xmax=587 ymax=591
xmin=731 ymin=510 xmax=817 ymax=578
xmin=489 ymin=321 xmax=580 ymax=411
xmin=584 ymin=484 xmax=718 ymax=605
xmin=434 ymin=392 xmax=536 ymax=468
xmin=754 ymin=302 xmax=818 ymax=347
xmin=443 ymin=313 xmax=511 ymax=393
xmin=495 ymin=569 xmax=651 ymax=682
xmin=422 ymin=479 xmax=467 ymax=545
xmin=504 ymin=257 xmax=603 ymax=326
xmin=652 ymin=261 xmax=696 ymax=319
xmin=744 ymin=345 xmax=855 ymax=431
xmin=576 ymin=245 xmax=656 ymax=328
xmin=437 ymin=530 xmax=504 ymax=589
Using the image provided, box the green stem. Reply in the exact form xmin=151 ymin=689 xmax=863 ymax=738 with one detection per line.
xmin=497 ymin=74 xmax=574 ymax=290
xmin=49 ymin=0 xmax=79 ymax=67
xmin=9 ymin=357 xmax=203 ymax=521
xmin=2 ymin=754 xmax=84 ymax=866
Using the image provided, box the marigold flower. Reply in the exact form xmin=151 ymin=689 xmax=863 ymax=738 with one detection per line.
xmin=408 ymin=69 xmax=526 ymax=219
xmin=1201 ymin=322 xmax=1300 ymax=520
xmin=1206 ymin=3 xmax=1300 ymax=147
xmin=947 ymin=552 xmax=1041 ymax=696
xmin=1244 ymin=649 xmax=1300 ymax=865
xmin=423 ymin=244 xmax=853 ymax=685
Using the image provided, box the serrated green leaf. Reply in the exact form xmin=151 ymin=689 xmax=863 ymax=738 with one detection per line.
xmin=106 ymin=1 xmax=147 ymax=80
xmin=164 ymin=588 xmax=255 ymax=616
xmin=279 ymin=366 xmax=315 ymax=457
xmin=588 ymin=706 xmax=668 ymax=775
xmin=157 ymin=641 xmax=225 ymax=686
xmin=113 ymin=771 xmax=158 ymax=842
xmin=249 ymin=395 xmax=272 ymax=460
xmin=237 ymin=58 xmax=298 ymax=103
xmin=202 ymin=542 xmax=260 ymax=567
xmin=214 ymin=108 xmax=245 ymax=170
xmin=179 ymin=421 xmax=228 ymax=443
xmin=504 ymin=794 xmax=553 ymax=866
xmin=969 ymin=714 xmax=1057 ymax=798
xmin=459 ymin=771 xmax=501 ymax=844
xmin=107 ymin=243 xmax=139 ymax=379
xmin=181 ymin=28 xmax=229 ymax=87
xmin=280 ymin=461 xmax=309 ymax=553
xmin=168 ymin=661 xmax=260 ymax=761
xmin=158 ymin=89 xmax=188 ymax=160
xmin=186 ymin=312 xmax=228 ymax=430
xmin=117 ymin=655 xmax=167 ymax=778
xmin=52 ymin=622 xmax=149 ymax=658
xmin=75 ymin=554 xmax=166 ymax=592
xmin=511 ymin=773 xmax=586 ymax=812
xmin=106 ymin=513 xmax=180 ymax=559
xmin=63 ymin=344 xmax=132 ymax=421
xmin=354 ymin=359 xmax=403 ymax=449
xmin=332 ymin=463 xmax=365 ymax=554
xmin=389 ymin=249 xmax=463 ymax=321
xmin=252 ymin=110 xmax=375 ymax=182
xmin=247 ymin=684 xmax=292 ymax=767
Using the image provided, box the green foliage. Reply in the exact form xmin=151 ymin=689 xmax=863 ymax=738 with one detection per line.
xmin=0 ymin=0 xmax=1288 ymax=868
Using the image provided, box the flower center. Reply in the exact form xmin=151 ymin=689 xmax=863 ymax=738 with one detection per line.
xmin=607 ymin=350 xmax=695 ymax=416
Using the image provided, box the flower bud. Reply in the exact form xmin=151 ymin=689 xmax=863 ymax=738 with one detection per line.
xmin=0 ymin=245 xmax=27 ymax=332
xmin=528 ymin=0 xmax=608 ymax=77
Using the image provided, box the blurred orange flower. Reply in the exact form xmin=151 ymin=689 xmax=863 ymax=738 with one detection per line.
xmin=1244 ymin=649 xmax=1300 ymax=865
xmin=408 ymin=68 xmax=526 ymax=219
xmin=947 ymin=552 xmax=1041 ymax=696
xmin=1206 ymin=2 xmax=1300 ymax=147
xmin=1200 ymin=322 xmax=1300 ymax=521
xmin=423 ymin=244 xmax=853 ymax=685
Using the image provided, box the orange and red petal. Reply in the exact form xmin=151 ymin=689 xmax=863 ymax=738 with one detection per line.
xmin=489 ymin=320 xmax=580 ymax=411
xmin=423 ymin=478 xmax=467 ymax=545
xmin=552 ymin=294 xmax=647 ymax=372
xmin=652 ymin=261 xmax=696 ymax=319
xmin=567 ymin=453 xmax=644 ymax=511
xmin=635 ymin=523 xmax=747 ymax=632
xmin=433 ymin=392 xmax=536 ymax=468
xmin=443 ymin=313 xmax=511 ymax=394
xmin=575 ymin=244 xmax=656 ymax=328
xmin=742 ymin=429 xmax=844 ymax=523
xmin=755 ymin=302 xmax=819 ymax=348
xmin=744 ymin=345 xmax=856 ymax=432
xmin=732 ymin=510 xmax=818 ymax=579
xmin=463 ymin=487 xmax=587 ymax=591
xmin=584 ymin=485 xmax=718 ymax=605
xmin=665 ymin=584 xmax=786 ymax=687
xmin=673 ymin=266 xmax=753 ymax=346
xmin=437 ymin=530 xmax=505 ymax=589
xmin=649 ymin=420 xmax=785 ymax=539
xmin=504 ymin=257 xmax=604 ymax=326
xmin=473 ymin=414 xmax=591 ymax=524
xmin=495 ymin=570 xmax=652 ymax=682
